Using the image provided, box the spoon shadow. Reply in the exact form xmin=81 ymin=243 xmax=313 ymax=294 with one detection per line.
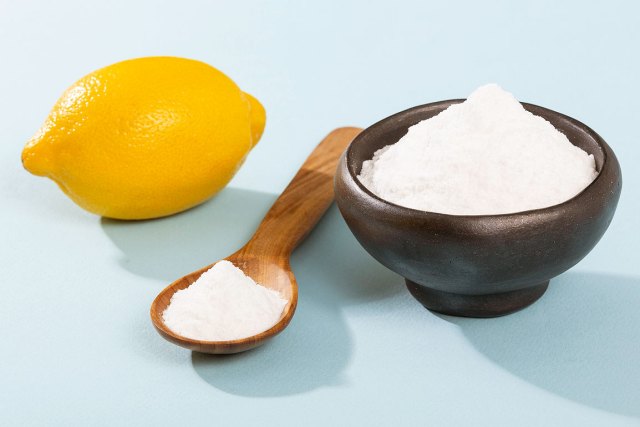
xmin=190 ymin=203 xmax=402 ymax=396
xmin=101 ymin=187 xmax=401 ymax=396
xmin=440 ymin=272 xmax=640 ymax=418
xmin=190 ymin=287 xmax=352 ymax=396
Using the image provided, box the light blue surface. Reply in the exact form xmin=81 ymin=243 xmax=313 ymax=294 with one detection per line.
xmin=1 ymin=1 xmax=639 ymax=425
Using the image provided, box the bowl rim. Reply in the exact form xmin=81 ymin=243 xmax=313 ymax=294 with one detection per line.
xmin=346 ymin=99 xmax=611 ymax=220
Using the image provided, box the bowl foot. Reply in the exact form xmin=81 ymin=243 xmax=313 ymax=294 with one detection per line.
xmin=405 ymin=280 xmax=549 ymax=318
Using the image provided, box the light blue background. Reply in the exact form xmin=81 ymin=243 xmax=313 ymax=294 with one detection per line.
xmin=1 ymin=1 xmax=639 ymax=425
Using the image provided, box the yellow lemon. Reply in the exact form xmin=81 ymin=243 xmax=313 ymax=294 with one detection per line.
xmin=22 ymin=57 xmax=265 ymax=220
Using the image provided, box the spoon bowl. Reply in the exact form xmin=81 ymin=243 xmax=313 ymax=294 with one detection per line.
xmin=150 ymin=251 xmax=297 ymax=354
xmin=150 ymin=127 xmax=361 ymax=354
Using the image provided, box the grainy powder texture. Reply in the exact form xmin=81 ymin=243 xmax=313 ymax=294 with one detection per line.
xmin=162 ymin=260 xmax=287 ymax=341
xmin=358 ymin=84 xmax=598 ymax=215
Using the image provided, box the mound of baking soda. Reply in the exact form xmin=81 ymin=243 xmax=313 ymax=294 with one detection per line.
xmin=358 ymin=84 xmax=598 ymax=215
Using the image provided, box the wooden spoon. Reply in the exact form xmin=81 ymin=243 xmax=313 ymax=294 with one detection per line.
xmin=150 ymin=127 xmax=362 ymax=354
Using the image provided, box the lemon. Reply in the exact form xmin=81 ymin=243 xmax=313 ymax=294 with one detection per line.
xmin=22 ymin=57 xmax=265 ymax=220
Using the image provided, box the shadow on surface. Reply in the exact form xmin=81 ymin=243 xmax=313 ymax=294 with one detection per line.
xmin=100 ymin=188 xmax=274 ymax=282
xmin=442 ymin=272 xmax=640 ymax=418
xmin=191 ymin=202 xmax=402 ymax=396
xmin=191 ymin=288 xmax=351 ymax=397
xmin=101 ymin=187 xmax=401 ymax=396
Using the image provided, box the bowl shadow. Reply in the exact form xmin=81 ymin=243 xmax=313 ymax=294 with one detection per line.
xmin=100 ymin=187 xmax=402 ymax=397
xmin=439 ymin=271 xmax=640 ymax=418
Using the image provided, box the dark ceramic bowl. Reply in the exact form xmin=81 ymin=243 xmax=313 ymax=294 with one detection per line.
xmin=335 ymin=100 xmax=622 ymax=317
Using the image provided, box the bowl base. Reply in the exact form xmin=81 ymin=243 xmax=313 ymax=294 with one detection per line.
xmin=405 ymin=280 xmax=549 ymax=318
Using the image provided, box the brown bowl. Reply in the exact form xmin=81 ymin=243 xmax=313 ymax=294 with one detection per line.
xmin=334 ymin=100 xmax=622 ymax=317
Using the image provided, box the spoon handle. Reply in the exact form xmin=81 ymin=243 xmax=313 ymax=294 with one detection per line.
xmin=244 ymin=127 xmax=362 ymax=256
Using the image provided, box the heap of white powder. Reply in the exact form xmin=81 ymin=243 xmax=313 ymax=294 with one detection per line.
xmin=162 ymin=260 xmax=287 ymax=341
xmin=358 ymin=84 xmax=598 ymax=215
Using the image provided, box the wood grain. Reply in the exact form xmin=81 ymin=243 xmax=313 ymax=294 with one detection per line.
xmin=150 ymin=127 xmax=362 ymax=354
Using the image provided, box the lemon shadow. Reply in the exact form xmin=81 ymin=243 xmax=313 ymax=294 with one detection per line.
xmin=100 ymin=188 xmax=274 ymax=282
xmin=100 ymin=186 xmax=401 ymax=396
xmin=440 ymin=272 xmax=640 ymax=418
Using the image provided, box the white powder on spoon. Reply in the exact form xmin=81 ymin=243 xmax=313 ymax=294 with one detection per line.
xmin=358 ymin=84 xmax=598 ymax=215
xmin=162 ymin=260 xmax=287 ymax=341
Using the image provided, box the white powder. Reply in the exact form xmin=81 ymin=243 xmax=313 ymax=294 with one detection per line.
xmin=162 ymin=260 xmax=287 ymax=341
xmin=358 ymin=84 xmax=598 ymax=215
